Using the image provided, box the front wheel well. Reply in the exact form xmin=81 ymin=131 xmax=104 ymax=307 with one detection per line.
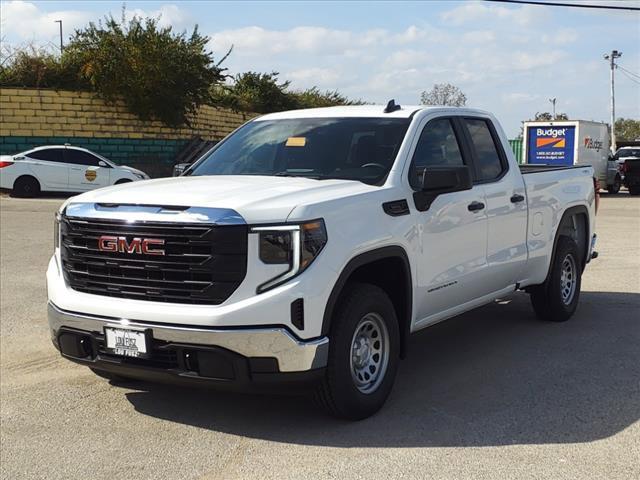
xmin=323 ymin=248 xmax=412 ymax=358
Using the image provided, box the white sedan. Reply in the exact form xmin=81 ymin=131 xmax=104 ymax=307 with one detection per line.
xmin=0 ymin=145 xmax=149 ymax=197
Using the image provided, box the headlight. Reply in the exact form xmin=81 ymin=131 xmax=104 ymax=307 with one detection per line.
xmin=253 ymin=219 xmax=327 ymax=293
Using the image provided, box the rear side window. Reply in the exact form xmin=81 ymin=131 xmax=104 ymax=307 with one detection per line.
xmin=27 ymin=149 xmax=64 ymax=162
xmin=409 ymin=118 xmax=464 ymax=189
xmin=464 ymin=118 xmax=505 ymax=182
xmin=65 ymin=149 xmax=101 ymax=166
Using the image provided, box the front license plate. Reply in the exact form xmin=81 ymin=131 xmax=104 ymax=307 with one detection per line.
xmin=104 ymin=327 xmax=149 ymax=358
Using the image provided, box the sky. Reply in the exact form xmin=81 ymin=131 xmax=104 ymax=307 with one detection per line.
xmin=1 ymin=0 xmax=639 ymax=137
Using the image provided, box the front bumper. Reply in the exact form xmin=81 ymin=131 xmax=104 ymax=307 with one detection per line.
xmin=49 ymin=302 xmax=329 ymax=388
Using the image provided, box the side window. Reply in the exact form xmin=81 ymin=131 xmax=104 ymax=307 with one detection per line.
xmin=409 ymin=118 xmax=464 ymax=189
xmin=28 ymin=149 xmax=64 ymax=162
xmin=464 ymin=118 xmax=505 ymax=182
xmin=65 ymin=149 xmax=101 ymax=166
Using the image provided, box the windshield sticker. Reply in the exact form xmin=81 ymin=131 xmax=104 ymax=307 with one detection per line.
xmin=286 ymin=137 xmax=306 ymax=147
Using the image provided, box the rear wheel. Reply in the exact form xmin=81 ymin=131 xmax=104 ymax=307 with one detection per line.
xmin=314 ymin=283 xmax=400 ymax=420
xmin=13 ymin=176 xmax=41 ymax=198
xmin=530 ymin=236 xmax=582 ymax=322
xmin=115 ymin=179 xmax=133 ymax=185
xmin=607 ymin=176 xmax=621 ymax=194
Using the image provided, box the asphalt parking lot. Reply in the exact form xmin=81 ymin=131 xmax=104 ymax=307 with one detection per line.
xmin=1 ymin=193 xmax=638 ymax=480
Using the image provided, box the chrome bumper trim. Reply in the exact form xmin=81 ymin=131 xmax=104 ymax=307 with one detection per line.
xmin=48 ymin=303 xmax=328 ymax=372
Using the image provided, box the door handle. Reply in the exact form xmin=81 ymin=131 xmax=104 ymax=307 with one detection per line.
xmin=467 ymin=201 xmax=485 ymax=212
xmin=510 ymin=194 xmax=525 ymax=203
xmin=71 ymin=167 xmax=81 ymax=171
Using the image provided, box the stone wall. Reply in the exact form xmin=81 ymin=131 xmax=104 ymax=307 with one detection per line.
xmin=0 ymin=87 xmax=256 ymax=177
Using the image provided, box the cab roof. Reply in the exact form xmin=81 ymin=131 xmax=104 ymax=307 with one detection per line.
xmin=255 ymin=104 xmax=488 ymax=121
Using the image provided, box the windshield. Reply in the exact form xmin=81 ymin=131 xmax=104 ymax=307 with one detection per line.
xmin=615 ymin=148 xmax=640 ymax=158
xmin=188 ymin=117 xmax=410 ymax=185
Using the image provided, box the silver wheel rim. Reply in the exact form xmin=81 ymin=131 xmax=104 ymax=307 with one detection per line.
xmin=560 ymin=254 xmax=577 ymax=305
xmin=350 ymin=312 xmax=389 ymax=394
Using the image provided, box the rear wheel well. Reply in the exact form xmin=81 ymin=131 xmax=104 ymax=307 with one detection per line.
xmin=323 ymin=248 xmax=412 ymax=358
xmin=556 ymin=210 xmax=589 ymax=271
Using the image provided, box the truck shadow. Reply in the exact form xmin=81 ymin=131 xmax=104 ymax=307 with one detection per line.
xmin=124 ymin=290 xmax=640 ymax=447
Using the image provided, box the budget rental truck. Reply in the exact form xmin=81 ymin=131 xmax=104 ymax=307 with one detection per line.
xmin=48 ymin=104 xmax=598 ymax=419
xmin=523 ymin=120 xmax=620 ymax=193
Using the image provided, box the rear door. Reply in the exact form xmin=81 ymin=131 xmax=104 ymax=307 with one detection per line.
xmin=461 ymin=117 xmax=528 ymax=292
xmin=410 ymin=117 xmax=490 ymax=323
xmin=65 ymin=149 xmax=111 ymax=190
xmin=23 ymin=148 xmax=69 ymax=189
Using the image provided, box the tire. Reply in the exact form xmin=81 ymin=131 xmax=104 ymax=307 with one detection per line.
xmin=314 ymin=283 xmax=400 ymax=420
xmin=607 ymin=176 xmax=621 ymax=194
xmin=530 ymin=236 xmax=582 ymax=322
xmin=12 ymin=176 xmax=41 ymax=198
xmin=90 ymin=367 xmax=137 ymax=384
xmin=115 ymin=179 xmax=133 ymax=185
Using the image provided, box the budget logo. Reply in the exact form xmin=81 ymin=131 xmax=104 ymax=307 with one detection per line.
xmin=536 ymin=128 xmax=567 ymax=149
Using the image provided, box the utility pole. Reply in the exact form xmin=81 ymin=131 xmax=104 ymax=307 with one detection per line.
xmin=548 ymin=98 xmax=557 ymax=119
xmin=603 ymin=50 xmax=622 ymax=152
xmin=54 ymin=20 xmax=63 ymax=52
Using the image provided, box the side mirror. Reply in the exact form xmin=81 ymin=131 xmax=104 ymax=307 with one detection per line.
xmin=98 ymin=160 xmax=108 ymax=167
xmin=414 ymin=165 xmax=473 ymax=211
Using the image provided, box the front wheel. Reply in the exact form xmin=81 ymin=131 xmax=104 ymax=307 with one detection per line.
xmin=314 ymin=283 xmax=400 ymax=420
xmin=530 ymin=236 xmax=582 ymax=322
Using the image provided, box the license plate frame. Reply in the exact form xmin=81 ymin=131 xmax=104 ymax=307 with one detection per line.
xmin=103 ymin=325 xmax=151 ymax=359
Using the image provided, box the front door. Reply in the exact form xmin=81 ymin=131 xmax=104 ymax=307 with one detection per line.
xmin=65 ymin=149 xmax=110 ymax=190
xmin=410 ymin=118 xmax=489 ymax=326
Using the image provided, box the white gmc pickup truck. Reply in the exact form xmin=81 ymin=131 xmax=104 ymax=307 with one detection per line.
xmin=48 ymin=103 xmax=598 ymax=419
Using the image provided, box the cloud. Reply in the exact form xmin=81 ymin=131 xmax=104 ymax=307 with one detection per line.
xmin=126 ymin=4 xmax=194 ymax=30
xmin=440 ymin=0 xmax=547 ymax=27
xmin=0 ymin=0 xmax=92 ymax=48
xmin=0 ymin=1 xmax=193 ymax=50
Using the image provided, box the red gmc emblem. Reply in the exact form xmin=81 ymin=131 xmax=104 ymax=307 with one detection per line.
xmin=98 ymin=236 xmax=165 ymax=256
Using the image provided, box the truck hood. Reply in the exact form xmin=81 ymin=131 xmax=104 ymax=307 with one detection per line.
xmin=66 ymin=175 xmax=376 ymax=223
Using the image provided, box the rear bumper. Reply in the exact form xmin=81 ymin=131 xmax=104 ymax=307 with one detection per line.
xmin=48 ymin=302 xmax=328 ymax=389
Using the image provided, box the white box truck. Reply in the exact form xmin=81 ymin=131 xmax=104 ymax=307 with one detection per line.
xmin=523 ymin=120 xmax=621 ymax=193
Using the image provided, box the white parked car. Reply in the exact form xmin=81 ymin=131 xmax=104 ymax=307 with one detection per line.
xmin=0 ymin=145 xmax=149 ymax=197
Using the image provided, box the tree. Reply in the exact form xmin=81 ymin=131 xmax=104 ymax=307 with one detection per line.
xmin=290 ymin=87 xmax=365 ymax=109
xmin=211 ymin=71 xmax=293 ymax=113
xmin=615 ymin=118 xmax=640 ymax=141
xmin=533 ymin=112 xmax=569 ymax=121
xmin=67 ymin=13 xmax=227 ymax=126
xmin=210 ymin=72 xmax=364 ymax=113
xmin=420 ymin=83 xmax=467 ymax=107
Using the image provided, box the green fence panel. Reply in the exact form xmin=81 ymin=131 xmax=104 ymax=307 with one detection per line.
xmin=508 ymin=138 xmax=524 ymax=164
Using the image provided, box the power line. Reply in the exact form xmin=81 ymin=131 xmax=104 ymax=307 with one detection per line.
xmin=619 ymin=69 xmax=640 ymax=85
xmin=485 ymin=0 xmax=640 ymax=11
xmin=617 ymin=65 xmax=640 ymax=79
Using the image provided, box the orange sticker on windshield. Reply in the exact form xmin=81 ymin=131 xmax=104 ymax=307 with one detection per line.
xmin=286 ymin=137 xmax=306 ymax=147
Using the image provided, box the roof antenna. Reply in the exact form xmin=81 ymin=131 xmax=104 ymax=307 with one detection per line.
xmin=384 ymin=99 xmax=401 ymax=113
